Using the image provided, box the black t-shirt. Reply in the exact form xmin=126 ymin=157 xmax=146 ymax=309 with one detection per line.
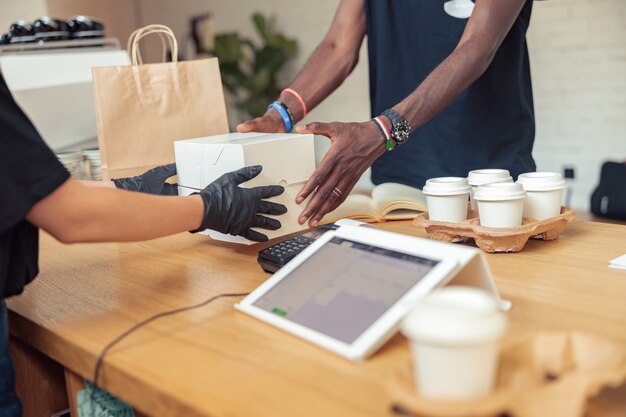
xmin=365 ymin=0 xmax=536 ymax=188
xmin=0 ymin=74 xmax=70 ymax=299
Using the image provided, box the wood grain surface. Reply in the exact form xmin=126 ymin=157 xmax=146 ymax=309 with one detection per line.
xmin=7 ymin=220 xmax=626 ymax=417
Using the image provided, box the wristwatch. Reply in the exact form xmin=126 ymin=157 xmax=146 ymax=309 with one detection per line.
xmin=381 ymin=109 xmax=412 ymax=145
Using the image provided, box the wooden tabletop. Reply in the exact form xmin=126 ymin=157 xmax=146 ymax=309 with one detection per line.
xmin=7 ymin=220 xmax=626 ymax=417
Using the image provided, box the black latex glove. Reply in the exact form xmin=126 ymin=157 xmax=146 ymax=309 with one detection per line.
xmin=112 ymin=164 xmax=178 ymax=196
xmin=194 ymin=165 xmax=287 ymax=242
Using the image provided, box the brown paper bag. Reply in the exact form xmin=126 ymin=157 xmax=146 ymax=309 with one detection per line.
xmin=92 ymin=24 xmax=229 ymax=180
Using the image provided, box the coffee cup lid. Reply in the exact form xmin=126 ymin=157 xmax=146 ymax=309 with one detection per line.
xmin=401 ymin=287 xmax=507 ymax=346
xmin=422 ymin=177 xmax=471 ymax=196
xmin=517 ymin=172 xmax=566 ymax=191
xmin=474 ymin=182 xmax=526 ymax=201
xmin=467 ymin=169 xmax=512 ymax=186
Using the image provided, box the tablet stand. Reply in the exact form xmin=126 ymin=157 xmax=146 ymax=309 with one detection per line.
xmin=442 ymin=247 xmax=512 ymax=311
xmin=343 ymin=221 xmax=511 ymax=311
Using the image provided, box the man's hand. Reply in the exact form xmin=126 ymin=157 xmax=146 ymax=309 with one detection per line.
xmin=195 ymin=166 xmax=287 ymax=242
xmin=295 ymin=121 xmax=385 ymax=227
xmin=112 ymin=163 xmax=178 ymax=196
xmin=237 ymin=108 xmax=287 ymax=133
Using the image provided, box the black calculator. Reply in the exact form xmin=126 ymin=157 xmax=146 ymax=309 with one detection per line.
xmin=257 ymin=224 xmax=340 ymax=273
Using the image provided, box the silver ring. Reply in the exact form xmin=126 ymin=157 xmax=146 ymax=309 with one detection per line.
xmin=332 ymin=187 xmax=342 ymax=197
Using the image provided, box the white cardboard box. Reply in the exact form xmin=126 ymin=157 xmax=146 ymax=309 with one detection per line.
xmin=175 ymin=132 xmax=316 ymax=244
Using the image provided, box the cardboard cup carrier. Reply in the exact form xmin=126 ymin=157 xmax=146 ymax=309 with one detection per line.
xmin=387 ymin=329 xmax=626 ymax=417
xmin=415 ymin=172 xmax=574 ymax=253
xmin=413 ymin=206 xmax=575 ymax=253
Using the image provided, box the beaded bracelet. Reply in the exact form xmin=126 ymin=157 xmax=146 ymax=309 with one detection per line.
xmin=268 ymin=101 xmax=294 ymax=132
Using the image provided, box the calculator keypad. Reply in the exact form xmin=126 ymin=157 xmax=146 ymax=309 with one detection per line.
xmin=258 ymin=236 xmax=315 ymax=272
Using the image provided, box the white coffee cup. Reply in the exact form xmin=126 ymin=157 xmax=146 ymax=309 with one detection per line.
xmin=422 ymin=177 xmax=470 ymax=223
xmin=516 ymin=172 xmax=566 ymax=220
xmin=401 ymin=287 xmax=507 ymax=400
xmin=474 ymin=183 xmax=526 ymax=228
xmin=467 ymin=169 xmax=513 ymax=211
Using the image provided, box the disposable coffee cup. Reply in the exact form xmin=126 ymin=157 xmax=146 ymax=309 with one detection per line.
xmin=401 ymin=287 xmax=507 ymax=400
xmin=467 ymin=169 xmax=512 ymax=211
xmin=474 ymin=183 xmax=526 ymax=228
xmin=516 ymin=172 xmax=566 ymax=220
xmin=422 ymin=177 xmax=470 ymax=223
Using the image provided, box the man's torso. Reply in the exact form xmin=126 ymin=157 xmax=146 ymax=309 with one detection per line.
xmin=365 ymin=0 xmax=536 ymax=188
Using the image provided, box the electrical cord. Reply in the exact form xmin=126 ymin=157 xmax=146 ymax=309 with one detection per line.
xmin=89 ymin=291 xmax=251 ymax=417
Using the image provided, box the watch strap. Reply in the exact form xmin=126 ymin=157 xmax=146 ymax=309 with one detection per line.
xmin=381 ymin=108 xmax=411 ymax=144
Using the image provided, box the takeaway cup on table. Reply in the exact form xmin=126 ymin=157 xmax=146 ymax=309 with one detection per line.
xmin=401 ymin=287 xmax=507 ymax=400
xmin=516 ymin=172 xmax=566 ymax=220
xmin=467 ymin=169 xmax=513 ymax=210
xmin=474 ymin=182 xmax=527 ymax=228
xmin=422 ymin=177 xmax=471 ymax=223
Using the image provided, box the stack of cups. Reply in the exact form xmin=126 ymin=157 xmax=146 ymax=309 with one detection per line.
xmin=56 ymin=151 xmax=87 ymax=179
xmin=422 ymin=177 xmax=471 ymax=223
xmin=473 ymin=183 xmax=527 ymax=228
xmin=467 ymin=169 xmax=513 ymax=210
xmin=82 ymin=149 xmax=102 ymax=181
xmin=516 ymin=172 xmax=566 ymax=220
xmin=401 ymin=287 xmax=507 ymax=400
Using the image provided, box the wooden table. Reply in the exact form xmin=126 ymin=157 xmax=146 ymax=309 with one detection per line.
xmin=7 ymin=220 xmax=626 ymax=417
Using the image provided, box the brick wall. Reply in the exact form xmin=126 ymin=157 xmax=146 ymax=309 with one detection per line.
xmin=527 ymin=0 xmax=626 ymax=210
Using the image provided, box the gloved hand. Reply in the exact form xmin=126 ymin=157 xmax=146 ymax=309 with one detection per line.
xmin=194 ymin=165 xmax=287 ymax=242
xmin=112 ymin=163 xmax=178 ymax=196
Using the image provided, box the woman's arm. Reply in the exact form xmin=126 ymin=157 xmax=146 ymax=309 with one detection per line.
xmin=27 ymin=178 xmax=203 ymax=243
xmin=79 ymin=180 xmax=116 ymax=189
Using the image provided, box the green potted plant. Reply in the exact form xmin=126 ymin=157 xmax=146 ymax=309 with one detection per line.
xmin=213 ymin=12 xmax=298 ymax=120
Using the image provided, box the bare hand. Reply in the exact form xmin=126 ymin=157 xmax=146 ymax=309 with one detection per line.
xmin=295 ymin=121 xmax=386 ymax=227
xmin=236 ymin=108 xmax=286 ymax=133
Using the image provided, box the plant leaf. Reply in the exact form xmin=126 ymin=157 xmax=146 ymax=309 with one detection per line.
xmin=213 ymin=33 xmax=242 ymax=63
xmin=252 ymin=13 xmax=267 ymax=40
xmin=254 ymin=45 xmax=288 ymax=74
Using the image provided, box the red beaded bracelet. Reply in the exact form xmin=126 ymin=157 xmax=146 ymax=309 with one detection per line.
xmin=281 ymin=88 xmax=308 ymax=118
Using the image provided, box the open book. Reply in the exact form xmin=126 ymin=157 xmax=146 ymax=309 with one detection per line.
xmin=323 ymin=182 xmax=426 ymax=223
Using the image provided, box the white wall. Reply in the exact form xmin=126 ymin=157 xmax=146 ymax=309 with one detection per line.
xmin=0 ymin=0 xmax=47 ymax=33
xmin=527 ymin=0 xmax=626 ymax=211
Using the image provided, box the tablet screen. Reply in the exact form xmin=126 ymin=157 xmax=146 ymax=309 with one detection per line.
xmin=252 ymin=237 xmax=440 ymax=344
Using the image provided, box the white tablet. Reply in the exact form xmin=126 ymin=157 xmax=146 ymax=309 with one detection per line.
xmin=235 ymin=225 xmax=460 ymax=362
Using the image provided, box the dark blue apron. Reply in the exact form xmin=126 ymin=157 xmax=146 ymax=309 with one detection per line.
xmin=365 ymin=0 xmax=536 ymax=188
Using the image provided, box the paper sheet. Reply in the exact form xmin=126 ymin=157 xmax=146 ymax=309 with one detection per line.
xmin=609 ymin=254 xmax=626 ymax=271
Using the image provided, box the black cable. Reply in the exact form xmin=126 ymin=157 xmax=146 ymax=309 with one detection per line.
xmin=89 ymin=291 xmax=250 ymax=417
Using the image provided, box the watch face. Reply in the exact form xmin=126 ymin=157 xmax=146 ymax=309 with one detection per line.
xmin=393 ymin=120 xmax=412 ymax=144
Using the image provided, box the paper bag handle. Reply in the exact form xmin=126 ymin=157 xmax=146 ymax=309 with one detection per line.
xmin=127 ymin=24 xmax=179 ymax=65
